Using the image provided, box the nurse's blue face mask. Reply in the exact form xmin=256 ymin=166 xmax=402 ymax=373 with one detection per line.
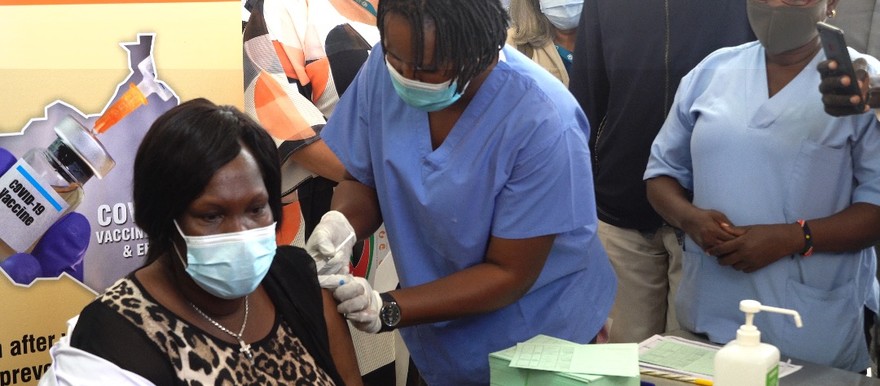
xmin=385 ymin=56 xmax=467 ymax=112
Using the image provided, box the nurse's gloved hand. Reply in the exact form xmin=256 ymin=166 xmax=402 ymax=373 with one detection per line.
xmin=306 ymin=210 xmax=356 ymax=278
xmin=333 ymin=275 xmax=382 ymax=334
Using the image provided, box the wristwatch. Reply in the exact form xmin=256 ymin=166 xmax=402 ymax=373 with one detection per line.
xmin=379 ymin=292 xmax=401 ymax=332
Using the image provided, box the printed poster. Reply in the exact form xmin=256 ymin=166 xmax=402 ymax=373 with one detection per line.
xmin=0 ymin=1 xmax=241 ymax=384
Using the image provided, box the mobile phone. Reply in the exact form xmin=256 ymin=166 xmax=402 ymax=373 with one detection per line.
xmin=817 ymin=21 xmax=866 ymax=113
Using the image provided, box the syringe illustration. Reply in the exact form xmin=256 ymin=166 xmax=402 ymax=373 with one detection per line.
xmin=94 ymin=57 xmax=174 ymax=133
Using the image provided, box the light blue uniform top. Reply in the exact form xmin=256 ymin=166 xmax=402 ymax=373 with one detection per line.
xmin=323 ymin=44 xmax=616 ymax=386
xmin=646 ymin=41 xmax=880 ymax=372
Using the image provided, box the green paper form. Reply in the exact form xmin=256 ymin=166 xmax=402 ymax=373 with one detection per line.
xmin=639 ymin=341 xmax=715 ymax=377
xmin=509 ymin=342 xmax=639 ymax=377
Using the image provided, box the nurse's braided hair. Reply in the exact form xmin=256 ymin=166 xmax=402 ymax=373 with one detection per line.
xmin=377 ymin=0 xmax=509 ymax=94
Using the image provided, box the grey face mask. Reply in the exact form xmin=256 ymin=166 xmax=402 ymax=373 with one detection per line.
xmin=747 ymin=0 xmax=827 ymax=55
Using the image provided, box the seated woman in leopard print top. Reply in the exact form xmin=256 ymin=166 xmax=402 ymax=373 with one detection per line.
xmin=48 ymin=98 xmax=362 ymax=385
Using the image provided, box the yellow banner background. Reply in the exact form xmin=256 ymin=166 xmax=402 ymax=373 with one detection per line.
xmin=0 ymin=1 xmax=242 ymax=132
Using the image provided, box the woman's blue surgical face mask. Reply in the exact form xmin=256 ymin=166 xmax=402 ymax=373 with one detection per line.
xmin=539 ymin=0 xmax=584 ymax=31
xmin=174 ymin=221 xmax=276 ymax=299
xmin=385 ymin=57 xmax=466 ymax=112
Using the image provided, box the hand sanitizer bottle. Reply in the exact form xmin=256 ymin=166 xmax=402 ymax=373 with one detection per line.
xmin=714 ymin=300 xmax=802 ymax=386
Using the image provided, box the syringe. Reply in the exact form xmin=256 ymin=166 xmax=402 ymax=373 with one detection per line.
xmin=93 ymin=57 xmax=173 ymax=134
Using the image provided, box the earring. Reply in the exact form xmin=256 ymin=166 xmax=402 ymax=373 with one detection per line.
xmin=827 ymin=9 xmax=837 ymax=18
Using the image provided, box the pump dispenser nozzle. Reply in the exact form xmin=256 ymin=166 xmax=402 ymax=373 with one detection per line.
xmin=740 ymin=300 xmax=802 ymax=327
xmin=736 ymin=300 xmax=803 ymax=346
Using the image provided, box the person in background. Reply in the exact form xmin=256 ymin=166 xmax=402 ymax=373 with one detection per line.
xmin=506 ymin=0 xmax=582 ymax=86
xmin=830 ymin=0 xmax=880 ymax=57
xmin=817 ymin=0 xmax=880 ymax=118
xmin=818 ymin=56 xmax=879 ymax=116
xmin=568 ymin=0 xmax=754 ymax=344
xmin=816 ymin=0 xmax=880 ymax=116
xmin=818 ymin=1 xmax=880 ymax=373
xmin=42 ymin=99 xmax=362 ymax=385
xmin=306 ymin=0 xmax=616 ymax=385
xmin=645 ymin=0 xmax=880 ymax=372
xmin=243 ymin=0 xmax=379 ymax=242
xmin=244 ymin=3 xmax=401 ymax=385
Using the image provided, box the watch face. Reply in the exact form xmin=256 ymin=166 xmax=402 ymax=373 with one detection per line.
xmin=381 ymin=301 xmax=401 ymax=327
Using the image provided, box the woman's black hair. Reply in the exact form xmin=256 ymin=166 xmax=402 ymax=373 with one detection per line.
xmin=377 ymin=0 xmax=509 ymax=93
xmin=133 ymin=98 xmax=281 ymax=264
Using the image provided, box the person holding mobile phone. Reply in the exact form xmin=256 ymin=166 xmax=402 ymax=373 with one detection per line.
xmin=818 ymin=56 xmax=880 ymax=116
xmin=645 ymin=0 xmax=880 ymax=373
xmin=817 ymin=22 xmax=874 ymax=114
xmin=815 ymin=0 xmax=880 ymax=117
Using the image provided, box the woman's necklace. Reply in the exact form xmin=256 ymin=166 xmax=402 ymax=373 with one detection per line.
xmin=189 ymin=296 xmax=252 ymax=359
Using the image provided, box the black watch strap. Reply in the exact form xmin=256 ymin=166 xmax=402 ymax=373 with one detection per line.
xmin=379 ymin=292 xmax=400 ymax=332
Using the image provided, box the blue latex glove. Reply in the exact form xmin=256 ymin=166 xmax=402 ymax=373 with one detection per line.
xmin=0 ymin=147 xmax=91 ymax=284
xmin=0 ymin=253 xmax=42 ymax=284
xmin=32 ymin=212 xmax=90 ymax=281
xmin=0 ymin=147 xmax=15 ymax=172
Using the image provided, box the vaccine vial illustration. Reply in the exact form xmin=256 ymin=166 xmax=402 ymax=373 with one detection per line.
xmin=0 ymin=116 xmax=115 ymax=259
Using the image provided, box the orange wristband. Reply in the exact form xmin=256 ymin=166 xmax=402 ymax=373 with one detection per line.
xmin=796 ymin=219 xmax=814 ymax=257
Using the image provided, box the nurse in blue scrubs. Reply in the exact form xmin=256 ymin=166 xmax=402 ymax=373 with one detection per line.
xmin=305 ymin=1 xmax=616 ymax=385
xmin=646 ymin=0 xmax=880 ymax=373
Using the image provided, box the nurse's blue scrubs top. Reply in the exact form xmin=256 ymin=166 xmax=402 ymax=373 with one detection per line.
xmin=646 ymin=41 xmax=880 ymax=372
xmin=323 ymin=44 xmax=616 ymax=386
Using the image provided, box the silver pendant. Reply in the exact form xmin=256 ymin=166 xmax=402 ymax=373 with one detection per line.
xmin=238 ymin=339 xmax=253 ymax=359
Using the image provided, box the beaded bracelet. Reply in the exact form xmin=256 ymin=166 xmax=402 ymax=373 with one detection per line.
xmin=796 ymin=219 xmax=814 ymax=257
